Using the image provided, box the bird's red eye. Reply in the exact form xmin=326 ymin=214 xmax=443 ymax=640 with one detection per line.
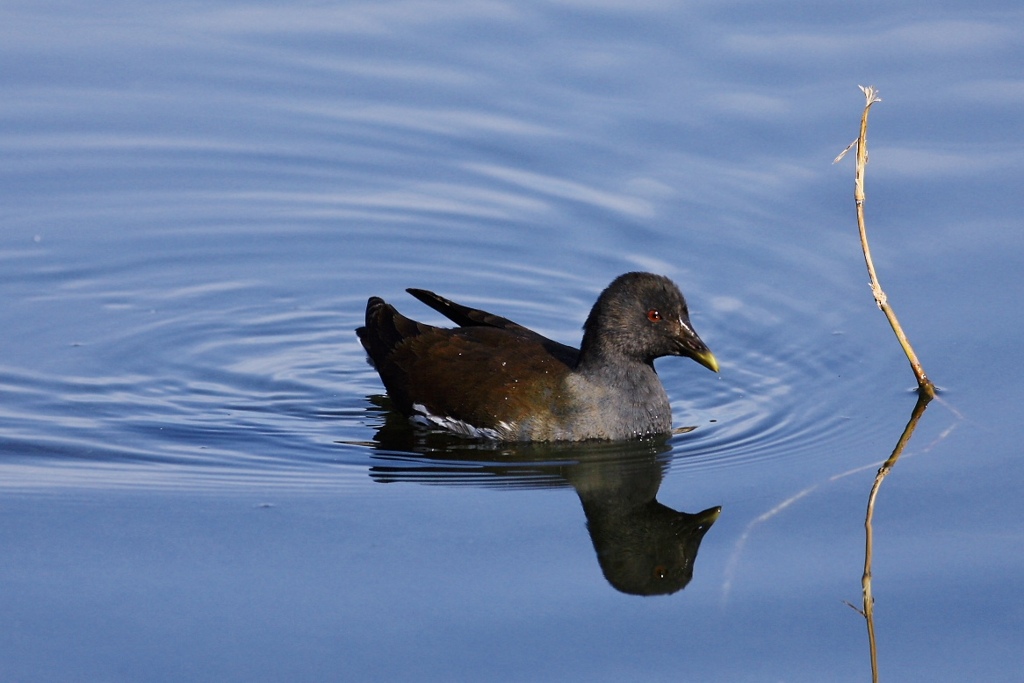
xmin=647 ymin=309 xmax=662 ymax=322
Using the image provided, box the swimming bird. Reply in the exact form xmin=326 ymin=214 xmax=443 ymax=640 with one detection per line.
xmin=356 ymin=272 xmax=718 ymax=441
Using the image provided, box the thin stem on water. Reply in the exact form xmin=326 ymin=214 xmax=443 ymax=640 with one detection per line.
xmin=847 ymin=85 xmax=936 ymax=398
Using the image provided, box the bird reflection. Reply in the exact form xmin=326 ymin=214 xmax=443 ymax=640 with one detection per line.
xmin=362 ymin=396 xmax=721 ymax=596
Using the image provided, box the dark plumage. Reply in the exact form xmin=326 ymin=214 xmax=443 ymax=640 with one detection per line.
xmin=356 ymin=272 xmax=718 ymax=442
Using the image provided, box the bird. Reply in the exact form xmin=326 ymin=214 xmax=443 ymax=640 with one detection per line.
xmin=356 ymin=271 xmax=718 ymax=442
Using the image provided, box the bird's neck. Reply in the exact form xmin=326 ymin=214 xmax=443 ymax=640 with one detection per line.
xmin=576 ymin=343 xmax=658 ymax=388
xmin=577 ymin=333 xmax=653 ymax=375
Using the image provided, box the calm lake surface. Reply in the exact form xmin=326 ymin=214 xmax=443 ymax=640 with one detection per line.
xmin=3 ymin=1 xmax=1023 ymax=681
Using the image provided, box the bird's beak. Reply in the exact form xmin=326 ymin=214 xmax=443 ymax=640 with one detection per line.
xmin=681 ymin=330 xmax=719 ymax=373
xmin=675 ymin=316 xmax=719 ymax=373
xmin=691 ymin=346 xmax=719 ymax=373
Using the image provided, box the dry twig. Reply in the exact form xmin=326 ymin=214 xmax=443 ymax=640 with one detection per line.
xmin=835 ymin=85 xmax=936 ymax=398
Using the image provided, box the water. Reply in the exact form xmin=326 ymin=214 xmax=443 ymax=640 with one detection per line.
xmin=3 ymin=1 xmax=1023 ymax=681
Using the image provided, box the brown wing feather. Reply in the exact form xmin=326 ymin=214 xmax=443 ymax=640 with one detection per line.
xmin=357 ymin=296 xmax=574 ymax=432
xmin=384 ymin=326 xmax=570 ymax=430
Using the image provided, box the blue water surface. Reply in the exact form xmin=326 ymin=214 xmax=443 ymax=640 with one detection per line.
xmin=2 ymin=1 xmax=1023 ymax=681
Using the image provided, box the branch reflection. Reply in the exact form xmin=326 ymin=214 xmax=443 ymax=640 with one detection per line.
xmin=853 ymin=391 xmax=933 ymax=682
